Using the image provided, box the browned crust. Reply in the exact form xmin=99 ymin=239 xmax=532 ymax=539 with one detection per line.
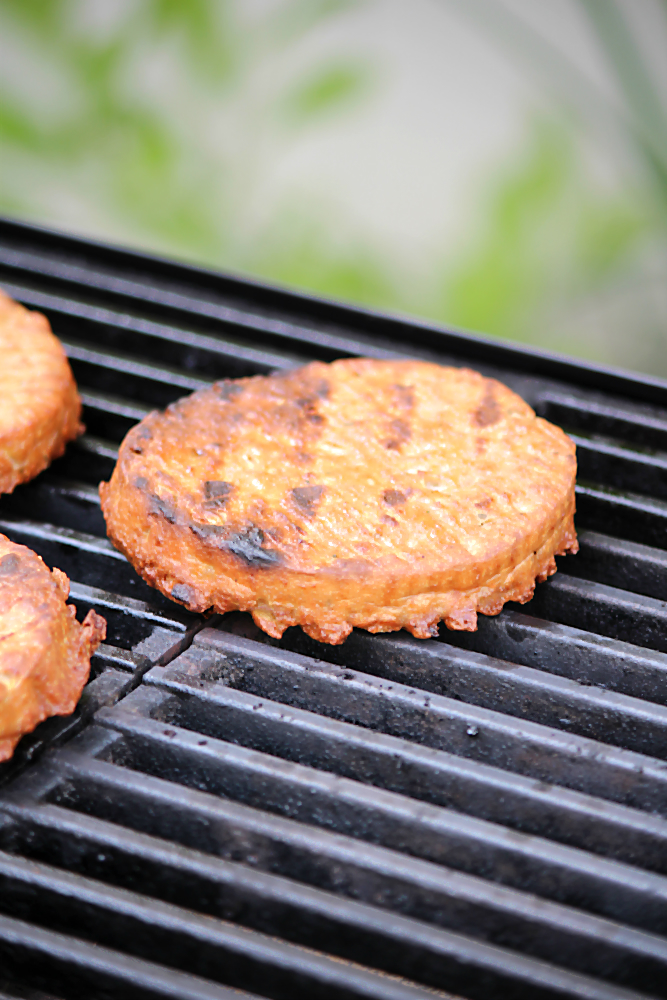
xmin=0 ymin=288 xmax=83 ymax=495
xmin=100 ymin=359 xmax=578 ymax=644
xmin=0 ymin=534 xmax=106 ymax=761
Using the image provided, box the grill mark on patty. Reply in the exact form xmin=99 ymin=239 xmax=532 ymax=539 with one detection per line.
xmin=0 ymin=554 xmax=19 ymax=575
xmin=214 ymin=380 xmax=244 ymax=401
xmin=297 ymin=395 xmax=325 ymax=425
xmin=148 ymin=494 xmax=178 ymax=523
xmin=190 ymin=522 xmax=226 ymax=542
xmin=203 ymin=480 xmax=234 ymax=508
xmin=474 ymin=381 xmax=501 ymax=427
xmin=385 ymin=418 xmax=411 ymax=450
xmin=254 ymin=372 xmax=330 ymax=456
xmin=291 ymin=485 xmax=325 ymax=516
xmin=171 ymin=583 xmax=197 ymax=604
xmin=226 ymin=527 xmax=281 ymax=567
xmin=393 ymin=383 xmax=414 ymax=409
xmin=190 ymin=522 xmax=281 ymax=568
xmin=130 ymin=426 xmax=153 ymax=454
xmin=383 ymin=488 xmax=408 ymax=506
xmin=384 ymin=383 xmax=414 ymax=450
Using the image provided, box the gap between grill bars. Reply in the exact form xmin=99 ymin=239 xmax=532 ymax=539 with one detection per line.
xmin=1 ymin=217 xmax=667 ymax=998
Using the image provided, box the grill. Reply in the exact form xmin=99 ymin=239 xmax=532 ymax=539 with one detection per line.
xmin=0 ymin=217 xmax=667 ymax=1000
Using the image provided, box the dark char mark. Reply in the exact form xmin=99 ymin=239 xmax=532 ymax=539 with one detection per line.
xmin=393 ymin=383 xmax=414 ymax=410
xmin=204 ymin=479 xmax=234 ymax=505
xmin=474 ymin=381 xmax=501 ymax=428
xmin=130 ymin=427 xmax=153 ymax=454
xmin=291 ymin=485 xmax=324 ymax=515
xmin=0 ymin=554 xmax=20 ymax=575
xmin=296 ymin=391 xmax=327 ymax=425
xmin=171 ymin=583 xmax=197 ymax=604
xmin=226 ymin=527 xmax=281 ymax=567
xmin=385 ymin=418 xmax=411 ymax=450
xmin=189 ymin=523 xmax=280 ymax=568
xmin=214 ymin=380 xmax=243 ymax=401
xmin=148 ymin=494 xmax=178 ymax=523
xmin=190 ymin=523 xmax=226 ymax=542
xmin=383 ymin=489 xmax=408 ymax=506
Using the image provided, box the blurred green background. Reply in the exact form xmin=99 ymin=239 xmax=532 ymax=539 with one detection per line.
xmin=0 ymin=0 xmax=665 ymax=373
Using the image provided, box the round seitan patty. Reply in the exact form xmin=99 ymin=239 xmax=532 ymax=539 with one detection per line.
xmin=0 ymin=534 xmax=106 ymax=762
xmin=100 ymin=359 xmax=577 ymax=644
xmin=0 ymin=288 xmax=82 ymax=495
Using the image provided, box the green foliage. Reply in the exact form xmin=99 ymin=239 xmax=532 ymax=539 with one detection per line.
xmin=436 ymin=121 xmax=646 ymax=344
xmin=0 ymin=0 xmax=664 ymax=373
xmin=435 ymin=0 xmax=667 ymax=368
xmin=245 ymin=206 xmax=401 ymax=312
xmin=280 ymin=62 xmax=372 ymax=125
xmin=0 ymin=0 xmax=374 ymax=268
xmin=578 ymin=0 xmax=667 ymax=216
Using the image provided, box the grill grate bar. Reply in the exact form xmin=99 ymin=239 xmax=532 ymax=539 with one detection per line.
xmin=557 ymin=530 xmax=667 ymax=602
xmin=90 ymin=696 xmax=667 ymax=933
xmin=0 ymin=816 xmax=660 ymax=1000
xmin=3 ymin=225 xmax=667 ymax=405
xmin=6 ymin=763 xmax=667 ymax=992
xmin=570 ymin=432 xmax=667 ymax=502
xmin=152 ymin=632 xmax=667 ymax=867
xmin=529 ymin=574 xmax=667 ymax=652
xmin=0 ymin=248 xmax=413 ymax=365
xmin=63 ymin=339 xmax=213 ymax=408
xmin=195 ymin=627 xmax=667 ymax=813
xmin=537 ymin=391 xmax=667 ymax=451
xmin=1 ymin=477 xmax=107 ymax=537
xmin=575 ymin=482 xmax=667 ymax=549
xmin=202 ymin=617 xmax=667 ymax=757
xmin=0 ymin=850 xmax=477 ymax=1000
xmin=444 ymin=608 xmax=667 ymax=705
xmin=0 ymin=281 xmax=303 ymax=374
xmin=3 ymin=217 xmax=667 ymax=997
xmin=0 ymin=913 xmax=268 ymax=1000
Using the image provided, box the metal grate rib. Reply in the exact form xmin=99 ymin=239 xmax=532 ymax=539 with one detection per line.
xmin=1 ymin=217 xmax=667 ymax=998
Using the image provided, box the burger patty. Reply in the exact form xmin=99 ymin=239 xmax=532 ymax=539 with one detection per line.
xmin=100 ymin=359 xmax=577 ymax=644
xmin=0 ymin=289 xmax=82 ymax=495
xmin=0 ymin=534 xmax=106 ymax=761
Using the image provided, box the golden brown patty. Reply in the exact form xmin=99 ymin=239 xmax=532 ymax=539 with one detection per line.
xmin=0 ymin=534 xmax=106 ymax=761
xmin=100 ymin=359 xmax=577 ymax=644
xmin=0 ymin=288 xmax=82 ymax=494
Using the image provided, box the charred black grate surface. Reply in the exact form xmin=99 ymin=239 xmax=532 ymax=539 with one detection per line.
xmin=1 ymin=217 xmax=667 ymax=996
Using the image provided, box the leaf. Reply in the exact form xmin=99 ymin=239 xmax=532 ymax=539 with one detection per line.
xmin=0 ymin=95 xmax=48 ymax=152
xmin=144 ymin=0 xmax=239 ymax=86
xmin=0 ymin=0 xmax=67 ymax=39
xmin=280 ymin=61 xmax=372 ymax=124
xmin=436 ymin=119 xmax=648 ymax=342
xmin=577 ymin=0 xmax=667 ymax=208
xmin=578 ymin=0 xmax=667 ymax=144
xmin=443 ymin=0 xmax=667 ymax=218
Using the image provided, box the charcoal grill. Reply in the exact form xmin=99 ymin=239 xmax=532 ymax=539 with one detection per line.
xmin=1 ymin=217 xmax=667 ymax=1000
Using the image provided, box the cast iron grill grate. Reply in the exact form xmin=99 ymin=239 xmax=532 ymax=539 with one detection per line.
xmin=0 ymin=218 xmax=667 ymax=998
